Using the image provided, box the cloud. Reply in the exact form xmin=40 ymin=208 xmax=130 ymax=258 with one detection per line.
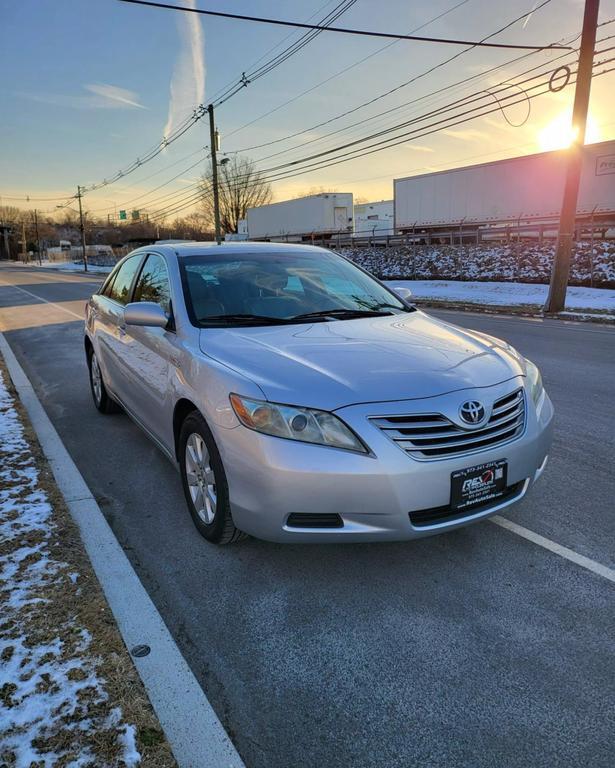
xmin=407 ymin=144 xmax=435 ymax=153
xmin=85 ymin=84 xmax=146 ymax=109
xmin=522 ymin=1 xmax=539 ymax=29
xmin=19 ymin=83 xmax=146 ymax=110
xmin=442 ymin=129 xmax=489 ymax=141
xmin=163 ymin=0 xmax=206 ymax=141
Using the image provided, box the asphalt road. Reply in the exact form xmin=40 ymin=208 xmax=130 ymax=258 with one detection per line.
xmin=1 ymin=263 xmax=614 ymax=768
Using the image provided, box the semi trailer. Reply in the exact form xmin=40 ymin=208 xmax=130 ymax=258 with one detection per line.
xmin=246 ymin=193 xmax=353 ymax=241
xmin=394 ymin=140 xmax=615 ymax=234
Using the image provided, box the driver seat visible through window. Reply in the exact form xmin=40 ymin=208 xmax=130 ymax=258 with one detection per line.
xmin=245 ymin=273 xmax=302 ymax=317
xmin=186 ymin=270 xmax=225 ymax=318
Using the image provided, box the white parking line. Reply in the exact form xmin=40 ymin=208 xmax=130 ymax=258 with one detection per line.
xmin=491 ymin=515 xmax=615 ymax=584
xmin=0 ymin=332 xmax=246 ymax=768
xmin=0 ymin=278 xmax=84 ymax=320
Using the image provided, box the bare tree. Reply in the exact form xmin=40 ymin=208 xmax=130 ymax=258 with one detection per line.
xmin=199 ymin=155 xmax=272 ymax=234
xmin=291 ymin=186 xmax=338 ymax=199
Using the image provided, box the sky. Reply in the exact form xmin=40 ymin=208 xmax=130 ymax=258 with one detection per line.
xmin=1 ymin=0 xmax=614 ymax=220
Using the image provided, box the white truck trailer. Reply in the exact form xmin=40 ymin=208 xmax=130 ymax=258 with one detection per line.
xmin=246 ymin=193 xmax=353 ymax=241
xmin=394 ymin=140 xmax=615 ymax=233
xmin=353 ymin=200 xmax=394 ymax=237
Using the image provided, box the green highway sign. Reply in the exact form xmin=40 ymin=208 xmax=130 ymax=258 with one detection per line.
xmin=119 ymin=210 xmax=127 ymax=220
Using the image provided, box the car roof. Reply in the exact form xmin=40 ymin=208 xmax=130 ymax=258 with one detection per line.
xmin=145 ymin=241 xmax=334 ymax=258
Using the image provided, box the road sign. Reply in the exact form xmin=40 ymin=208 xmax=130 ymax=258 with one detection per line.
xmin=131 ymin=210 xmax=140 ymax=221
xmin=119 ymin=210 xmax=127 ymax=220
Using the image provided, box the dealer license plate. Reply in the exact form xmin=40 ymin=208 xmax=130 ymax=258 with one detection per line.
xmin=450 ymin=459 xmax=508 ymax=513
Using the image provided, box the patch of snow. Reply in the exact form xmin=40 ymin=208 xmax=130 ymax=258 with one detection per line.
xmin=0 ymin=369 xmax=141 ymax=766
xmin=386 ymin=280 xmax=615 ymax=312
xmin=11 ymin=260 xmax=113 ymax=274
xmin=118 ymin=721 xmax=142 ymax=768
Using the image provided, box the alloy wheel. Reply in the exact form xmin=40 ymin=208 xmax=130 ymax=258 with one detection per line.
xmin=185 ymin=433 xmax=217 ymax=524
xmin=91 ymin=354 xmax=102 ymax=405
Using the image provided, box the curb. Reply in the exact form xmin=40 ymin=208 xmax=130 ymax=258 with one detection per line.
xmin=0 ymin=333 xmax=246 ymax=768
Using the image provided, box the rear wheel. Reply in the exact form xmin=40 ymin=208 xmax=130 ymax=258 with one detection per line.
xmin=87 ymin=348 xmax=119 ymax=414
xmin=179 ymin=412 xmax=245 ymax=544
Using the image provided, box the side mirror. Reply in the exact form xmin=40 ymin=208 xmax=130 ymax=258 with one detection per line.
xmin=124 ymin=302 xmax=169 ymax=329
xmin=392 ymin=286 xmax=412 ymax=302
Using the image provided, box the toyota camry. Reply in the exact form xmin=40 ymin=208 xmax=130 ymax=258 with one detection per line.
xmin=84 ymin=242 xmax=553 ymax=544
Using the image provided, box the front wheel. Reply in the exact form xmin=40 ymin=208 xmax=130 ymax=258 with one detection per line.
xmin=179 ymin=412 xmax=246 ymax=544
xmin=88 ymin=348 xmax=119 ymax=414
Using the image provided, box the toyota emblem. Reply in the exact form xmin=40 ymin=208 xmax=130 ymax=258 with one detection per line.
xmin=459 ymin=400 xmax=485 ymax=424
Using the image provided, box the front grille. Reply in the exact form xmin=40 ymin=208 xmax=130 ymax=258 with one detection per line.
xmin=410 ymin=480 xmax=525 ymax=527
xmin=371 ymin=388 xmax=525 ymax=460
xmin=286 ymin=513 xmax=344 ymax=529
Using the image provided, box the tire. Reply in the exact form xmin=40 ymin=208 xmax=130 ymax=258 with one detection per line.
xmin=87 ymin=347 xmax=120 ymax=414
xmin=179 ymin=411 xmax=246 ymax=544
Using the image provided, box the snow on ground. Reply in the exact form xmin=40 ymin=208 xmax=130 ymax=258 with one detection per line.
xmin=14 ymin=260 xmax=113 ymax=274
xmin=386 ymin=280 xmax=615 ymax=312
xmin=0 ymin=369 xmax=139 ymax=767
xmin=344 ymin=241 xmax=615 ymax=287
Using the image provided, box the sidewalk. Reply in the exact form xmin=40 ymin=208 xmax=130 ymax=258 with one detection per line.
xmin=0 ymin=359 xmax=176 ymax=767
xmin=386 ymin=279 xmax=615 ymax=323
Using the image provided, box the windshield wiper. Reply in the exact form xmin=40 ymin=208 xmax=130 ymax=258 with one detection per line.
xmin=291 ymin=308 xmax=395 ymax=322
xmin=200 ymin=313 xmax=291 ymax=326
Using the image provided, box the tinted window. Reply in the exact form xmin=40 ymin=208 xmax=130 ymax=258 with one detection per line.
xmin=108 ymin=256 xmax=142 ymax=305
xmin=134 ymin=254 xmax=171 ymax=314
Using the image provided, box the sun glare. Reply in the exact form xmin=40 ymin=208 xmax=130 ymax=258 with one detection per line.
xmin=538 ymin=112 xmax=600 ymax=152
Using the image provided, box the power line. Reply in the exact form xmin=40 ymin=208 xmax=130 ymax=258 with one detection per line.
xmin=0 ymin=193 xmax=75 ymax=202
xmin=211 ymin=0 xmax=360 ymax=108
xmin=88 ymin=151 xmax=208 ymax=214
xmin=141 ymin=84 xmax=560 ymax=220
xmin=223 ymin=0 xmax=473 ymax=143
xmin=79 ymin=105 xmax=207 ymax=194
xmin=243 ymin=37 xmax=582 ymax=165
xmin=118 ymin=0 xmax=571 ymax=50
xmin=234 ymin=52 xmax=597 ymax=179
xmin=205 ymin=0 xmax=345 ymax=104
xmin=148 ymin=59 xmax=615 ymax=217
xmin=64 ymin=2 xmax=356 ymax=199
xmin=228 ymin=0 xmax=557 ymax=152
xmin=82 ymin=33 xmax=613 ymax=222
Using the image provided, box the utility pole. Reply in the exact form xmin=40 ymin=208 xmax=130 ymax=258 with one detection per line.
xmin=77 ymin=185 xmax=88 ymax=273
xmin=33 ymin=209 xmax=42 ymax=266
xmin=544 ymin=0 xmax=600 ymax=313
xmin=208 ymin=104 xmax=222 ymax=244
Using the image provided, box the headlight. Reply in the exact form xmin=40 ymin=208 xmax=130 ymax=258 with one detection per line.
xmin=524 ymin=359 xmax=544 ymax=406
xmin=230 ymin=394 xmax=368 ymax=453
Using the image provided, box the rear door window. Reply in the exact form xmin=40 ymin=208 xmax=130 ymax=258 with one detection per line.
xmin=100 ymin=268 xmax=119 ymax=298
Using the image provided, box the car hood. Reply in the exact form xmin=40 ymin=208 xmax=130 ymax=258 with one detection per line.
xmin=199 ymin=311 xmax=525 ymax=411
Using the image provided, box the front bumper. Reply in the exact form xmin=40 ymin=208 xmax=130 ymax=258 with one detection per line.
xmin=219 ymin=378 xmax=554 ymax=542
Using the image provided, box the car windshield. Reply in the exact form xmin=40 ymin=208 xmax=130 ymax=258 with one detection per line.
xmin=180 ymin=249 xmax=412 ymax=327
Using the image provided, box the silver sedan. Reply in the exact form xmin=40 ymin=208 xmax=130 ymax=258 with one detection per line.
xmin=84 ymin=242 xmax=553 ymax=544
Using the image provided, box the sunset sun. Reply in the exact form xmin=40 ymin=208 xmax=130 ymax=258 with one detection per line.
xmin=538 ymin=112 xmax=600 ymax=152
